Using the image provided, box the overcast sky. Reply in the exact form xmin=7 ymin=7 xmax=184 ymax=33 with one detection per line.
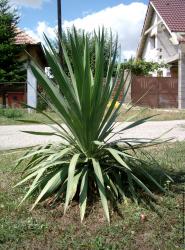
xmin=10 ymin=0 xmax=148 ymax=60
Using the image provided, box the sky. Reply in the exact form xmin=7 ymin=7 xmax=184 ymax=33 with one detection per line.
xmin=10 ymin=0 xmax=148 ymax=60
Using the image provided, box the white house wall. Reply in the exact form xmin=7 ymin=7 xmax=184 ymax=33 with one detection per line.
xmin=142 ymin=13 xmax=158 ymax=62
xmin=142 ymin=12 xmax=178 ymax=76
xmin=157 ymin=29 xmax=178 ymax=63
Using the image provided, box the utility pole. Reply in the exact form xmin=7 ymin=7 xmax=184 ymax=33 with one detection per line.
xmin=57 ymin=0 xmax=63 ymax=65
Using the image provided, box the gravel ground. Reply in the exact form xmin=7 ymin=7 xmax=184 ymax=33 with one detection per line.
xmin=0 ymin=120 xmax=185 ymax=151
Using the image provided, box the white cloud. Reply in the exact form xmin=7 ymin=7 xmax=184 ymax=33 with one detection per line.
xmin=82 ymin=10 xmax=93 ymax=17
xmin=25 ymin=2 xmax=147 ymax=59
xmin=10 ymin=0 xmax=49 ymax=8
xmin=25 ymin=21 xmax=57 ymax=41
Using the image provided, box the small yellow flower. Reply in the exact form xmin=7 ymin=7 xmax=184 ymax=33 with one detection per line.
xmin=107 ymin=100 xmax=120 ymax=108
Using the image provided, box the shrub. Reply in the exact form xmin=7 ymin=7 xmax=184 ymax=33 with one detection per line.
xmin=0 ymin=108 xmax=23 ymax=119
xmin=15 ymin=28 xmax=171 ymax=223
xmin=121 ymin=59 xmax=168 ymax=76
xmin=0 ymin=108 xmax=4 ymax=116
xmin=3 ymin=108 xmax=23 ymax=119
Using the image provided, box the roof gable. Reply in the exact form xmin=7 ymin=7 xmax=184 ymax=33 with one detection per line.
xmin=136 ymin=3 xmax=154 ymax=59
xmin=151 ymin=0 xmax=185 ymax=32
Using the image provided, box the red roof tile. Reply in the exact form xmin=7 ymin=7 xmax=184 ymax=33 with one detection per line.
xmin=151 ymin=0 xmax=185 ymax=32
xmin=15 ymin=28 xmax=39 ymax=45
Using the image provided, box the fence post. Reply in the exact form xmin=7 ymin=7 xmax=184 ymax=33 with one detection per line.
xmin=124 ymin=70 xmax=132 ymax=103
xmin=178 ymin=43 xmax=185 ymax=109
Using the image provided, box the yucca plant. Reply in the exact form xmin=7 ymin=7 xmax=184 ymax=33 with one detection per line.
xmin=15 ymin=28 xmax=171 ymax=223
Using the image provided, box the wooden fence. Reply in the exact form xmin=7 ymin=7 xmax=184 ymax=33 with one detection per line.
xmin=0 ymin=82 xmax=26 ymax=107
xmin=131 ymin=76 xmax=178 ymax=108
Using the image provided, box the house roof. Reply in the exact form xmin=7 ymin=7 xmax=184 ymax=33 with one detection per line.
xmin=151 ymin=0 xmax=185 ymax=32
xmin=14 ymin=28 xmax=47 ymax=67
xmin=15 ymin=28 xmax=39 ymax=45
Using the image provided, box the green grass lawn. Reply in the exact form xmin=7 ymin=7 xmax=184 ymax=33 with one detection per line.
xmin=0 ymin=142 xmax=184 ymax=249
xmin=0 ymin=107 xmax=185 ymax=125
xmin=0 ymin=109 xmax=61 ymax=125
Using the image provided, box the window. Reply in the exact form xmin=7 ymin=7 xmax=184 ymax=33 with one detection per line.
xmin=13 ymin=96 xmax=17 ymax=101
xmin=150 ymin=35 xmax=156 ymax=49
xmin=45 ymin=67 xmax=54 ymax=79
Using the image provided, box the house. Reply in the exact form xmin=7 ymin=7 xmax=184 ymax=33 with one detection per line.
xmin=136 ymin=0 xmax=185 ymax=108
xmin=0 ymin=28 xmax=46 ymax=108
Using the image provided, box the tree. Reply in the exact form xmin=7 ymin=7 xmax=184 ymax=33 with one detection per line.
xmin=55 ymin=28 xmax=118 ymax=76
xmin=121 ymin=58 xmax=168 ymax=76
xmin=38 ymin=28 xmax=118 ymax=110
xmin=0 ymin=0 xmax=26 ymax=82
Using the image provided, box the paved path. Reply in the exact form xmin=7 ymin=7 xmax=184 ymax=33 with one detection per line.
xmin=0 ymin=120 xmax=185 ymax=151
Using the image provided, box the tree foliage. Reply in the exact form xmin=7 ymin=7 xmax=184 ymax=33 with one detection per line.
xmin=57 ymin=28 xmax=118 ymax=76
xmin=121 ymin=58 xmax=168 ymax=76
xmin=0 ymin=0 xmax=26 ymax=82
